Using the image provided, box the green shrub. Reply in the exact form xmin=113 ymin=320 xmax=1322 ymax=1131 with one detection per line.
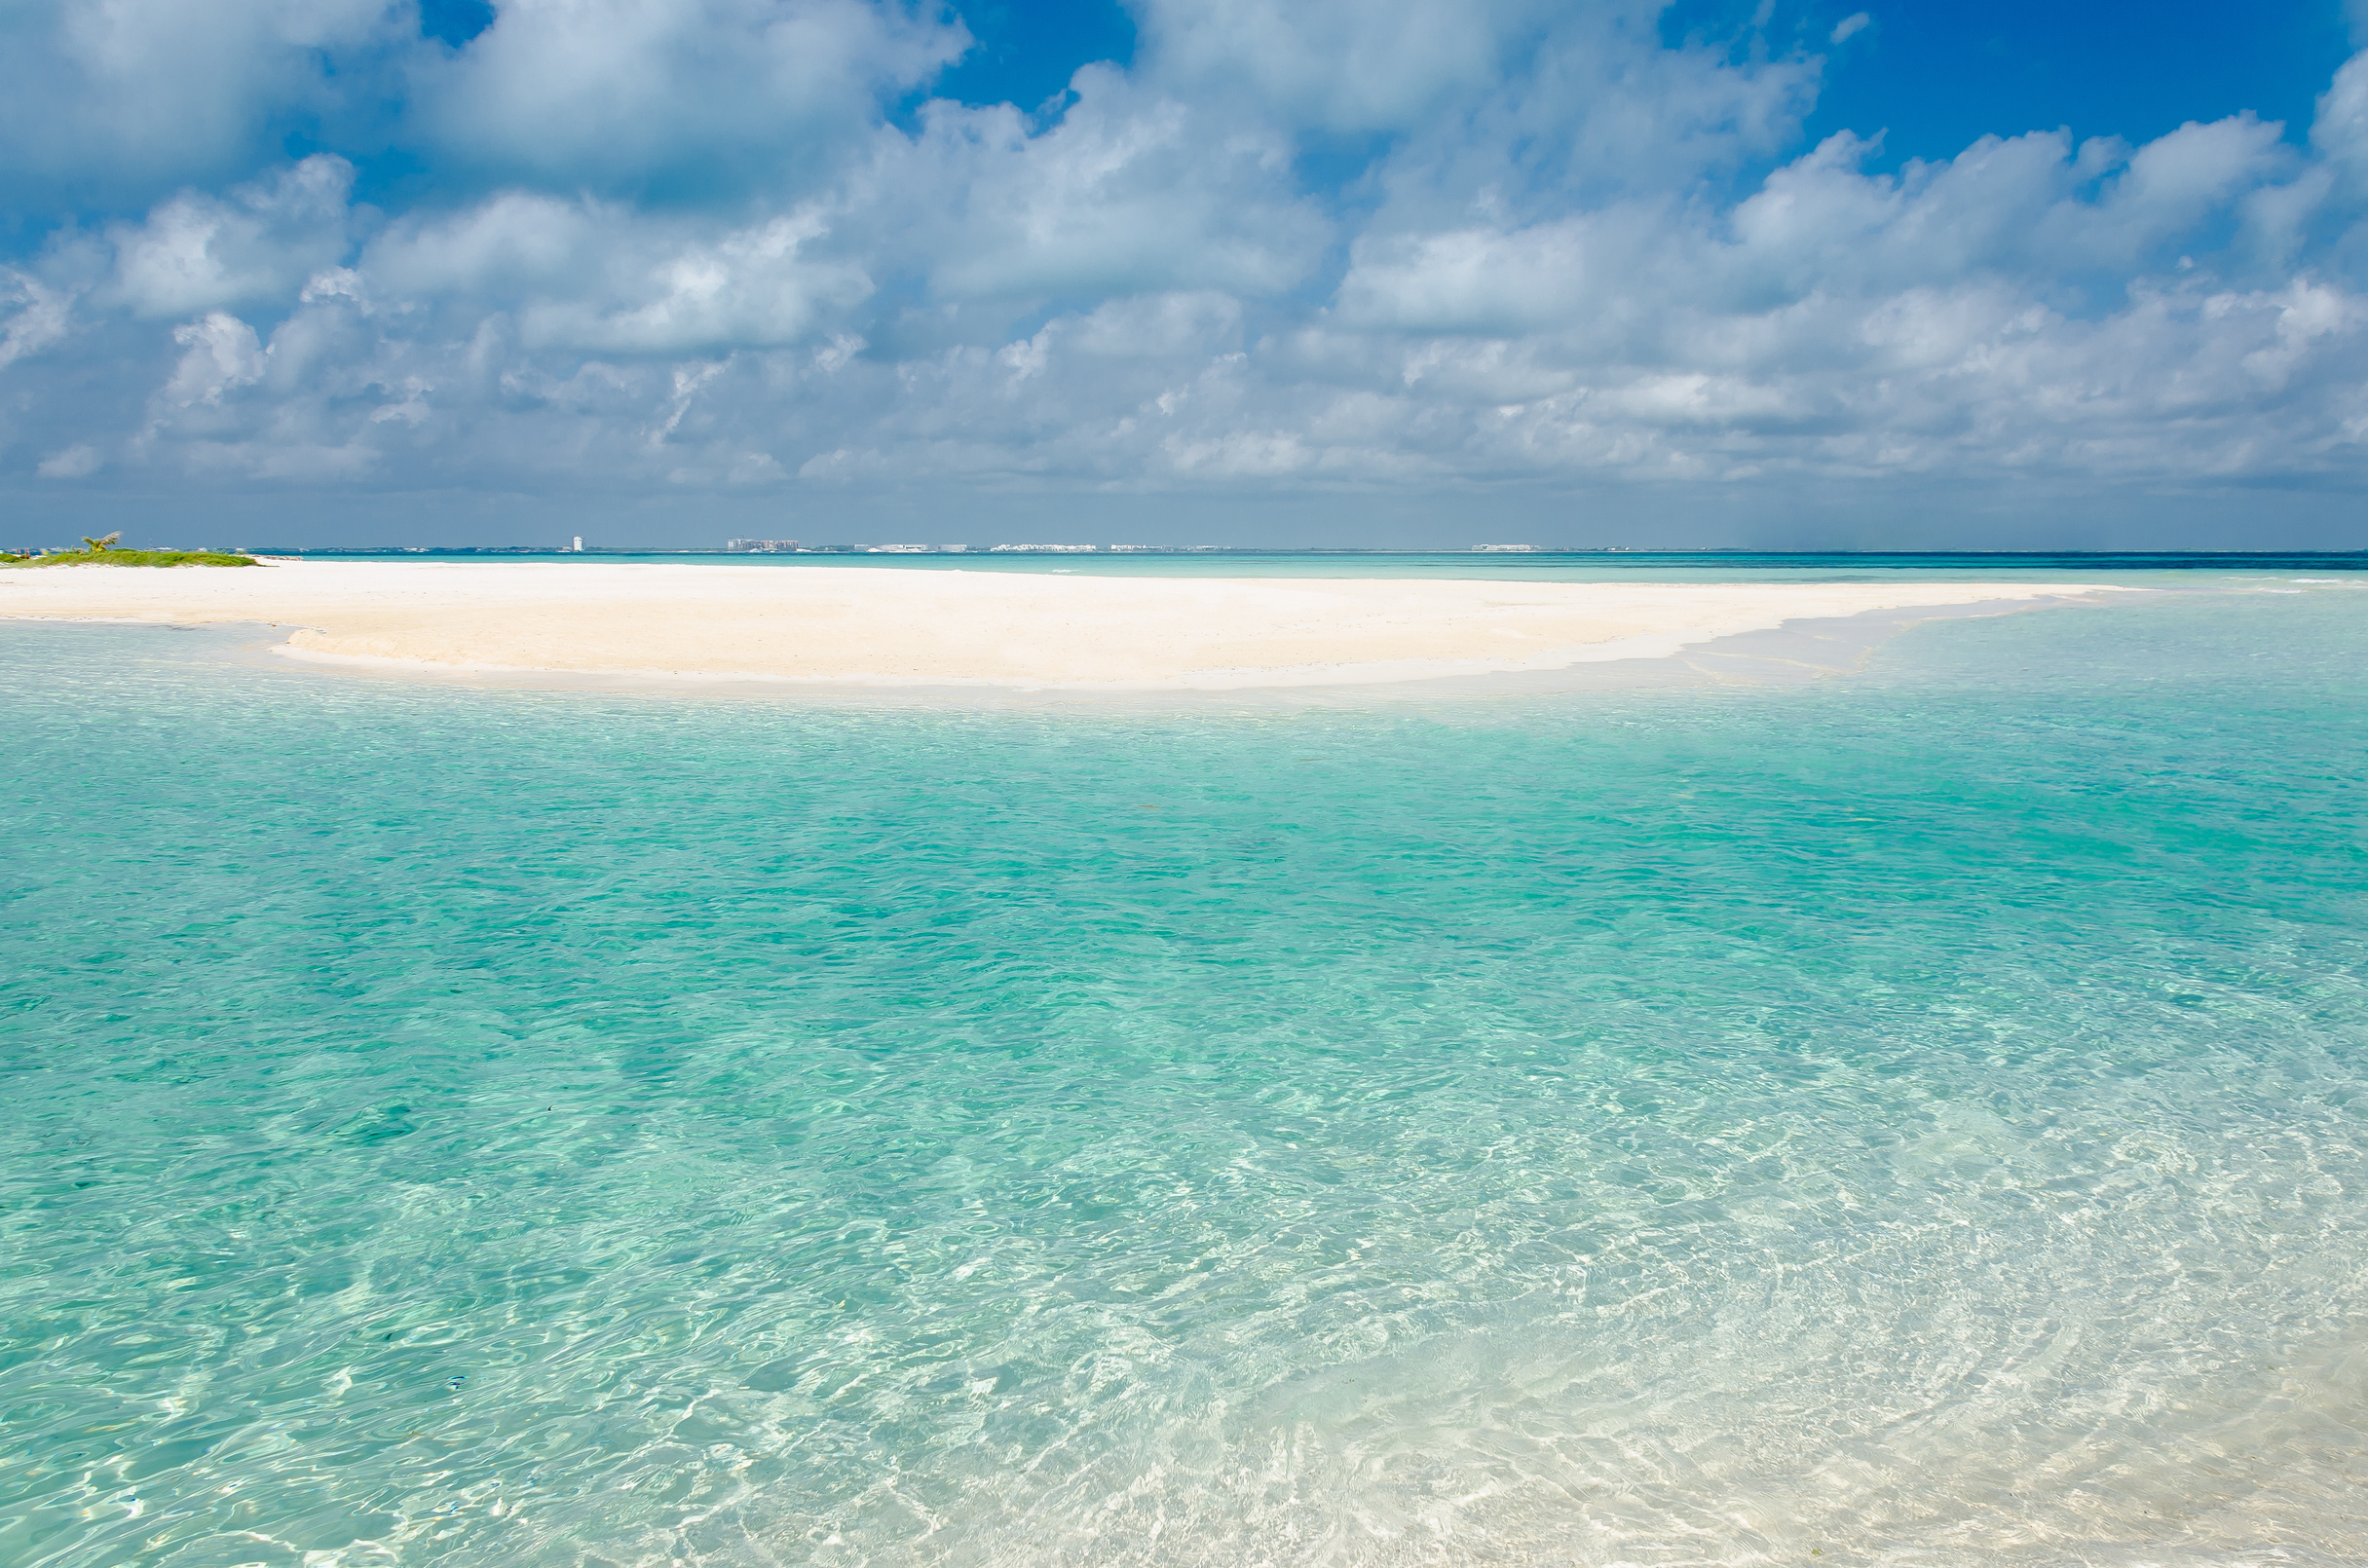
xmin=2 ymin=546 xmax=257 ymax=568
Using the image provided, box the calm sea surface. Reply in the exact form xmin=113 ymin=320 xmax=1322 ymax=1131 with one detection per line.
xmin=266 ymin=547 xmax=2367 ymax=584
xmin=5 ymin=570 xmax=2366 ymax=1566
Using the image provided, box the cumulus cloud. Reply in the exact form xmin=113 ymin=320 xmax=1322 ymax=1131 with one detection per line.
xmin=0 ymin=0 xmax=400 ymax=201
xmin=1134 ymin=0 xmax=1559 ymax=132
xmin=519 ymin=212 xmax=874 ymax=352
xmin=109 ymin=157 xmax=357 ymax=317
xmin=37 ymin=443 xmax=100 ymax=478
xmin=410 ymin=0 xmax=965 ymax=194
xmin=1335 ymin=219 xmax=1610 ymax=334
xmin=1 ymin=270 xmax=74 ymax=367
xmin=2312 ymin=51 xmax=2368 ymax=193
xmin=162 ymin=312 xmax=268 ymax=405
xmin=363 ymin=198 xmax=872 ymax=352
xmin=894 ymin=74 xmax=1327 ymax=303
xmin=0 ymin=0 xmax=2363 ymax=542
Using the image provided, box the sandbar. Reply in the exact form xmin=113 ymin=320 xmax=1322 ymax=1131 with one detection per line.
xmin=0 ymin=560 xmax=2117 ymax=690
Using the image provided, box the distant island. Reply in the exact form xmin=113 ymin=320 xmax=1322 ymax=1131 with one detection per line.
xmin=2 ymin=534 xmax=254 ymax=569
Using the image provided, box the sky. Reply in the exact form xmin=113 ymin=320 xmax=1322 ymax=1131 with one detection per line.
xmin=1 ymin=0 xmax=2364 ymax=549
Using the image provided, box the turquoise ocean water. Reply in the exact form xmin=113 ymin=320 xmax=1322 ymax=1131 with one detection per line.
xmin=5 ymin=568 xmax=2367 ymax=1566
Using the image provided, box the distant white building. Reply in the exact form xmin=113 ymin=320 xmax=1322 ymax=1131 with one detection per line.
xmin=989 ymin=542 xmax=1097 ymax=552
xmin=727 ymin=539 xmax=799 ymax=552
xmin=572 ymin=537 xmax=583 ymax=551
xmin=1474 ymin=543 xmax=1538 ymax=552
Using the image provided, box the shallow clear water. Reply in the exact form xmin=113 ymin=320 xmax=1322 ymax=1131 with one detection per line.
xmin=5 ymin=584 xmax=2367 ymax=1567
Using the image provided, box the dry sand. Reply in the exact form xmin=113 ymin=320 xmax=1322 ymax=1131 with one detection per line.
xmin=0 ymin=559 xmax=2115 ymax=690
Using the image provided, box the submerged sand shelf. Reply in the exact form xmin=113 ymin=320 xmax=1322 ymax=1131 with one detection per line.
xmin=0 ymin=560 xmax=2118 ymax=689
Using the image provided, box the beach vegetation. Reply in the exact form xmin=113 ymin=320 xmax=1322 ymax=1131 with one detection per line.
xmin=2 ymin=536 xmax=255 ymax=568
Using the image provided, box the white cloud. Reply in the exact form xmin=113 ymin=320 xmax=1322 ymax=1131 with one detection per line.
xmin=1335 ymin=219 xmax=1606 ymax=333
xmin=1136 ymin=0 xmax=1557 ymax=132
xmin=37 ymin=443 xmax=100 ymax=478
xmin=1071 ymin=292 xmax=1244 ymax=357
xmin=164 ymin=312 xmax=266 ymax=406
xmin=0 ymin=0 xmax=959 ymax=205
xmin=360 ymin=196 xmax=872 ymax=353
xmin=520 ymin=212 xmax=872 ymax=353
xmin=411 ymin=0 xmax=964 ymax=191
xmin=0 ymin=270 xmax=75 ymax=367
xmin=2089 ymin=115 xmax=2293 ymax=262
xmin=0 ymin=0 xmax=400 ymax=198
xmin=364 ymin=192 xmax=595 ymax=296
xmin=894 ymin=75 xmax=1327 ymax=302
xmin=110 ymin=157 xmax=357 ymax=317
xmin=2313 ymin=51 xmax=2368 ymax=186
xmin=1357 ymin=13 xmax=1818 ymax=231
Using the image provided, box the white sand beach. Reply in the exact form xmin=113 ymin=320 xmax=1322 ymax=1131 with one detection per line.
xmin=0 ymin=560 xmax=2116 ymax=689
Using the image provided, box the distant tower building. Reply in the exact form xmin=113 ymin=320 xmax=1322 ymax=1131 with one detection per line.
xmin=572 ymin=536 xmax=583 ymax=552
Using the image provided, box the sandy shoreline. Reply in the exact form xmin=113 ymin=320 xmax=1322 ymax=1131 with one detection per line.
xmin=0 ymin=560 xmax=2118 ymax=690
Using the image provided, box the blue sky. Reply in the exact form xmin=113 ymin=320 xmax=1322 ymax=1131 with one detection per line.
xmin=1 ymin=0 xmax=2362 ymax=548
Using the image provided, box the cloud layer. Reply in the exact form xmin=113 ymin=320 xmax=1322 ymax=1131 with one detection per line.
xmin=2 ymin=0 xmax=2365 ymax=545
